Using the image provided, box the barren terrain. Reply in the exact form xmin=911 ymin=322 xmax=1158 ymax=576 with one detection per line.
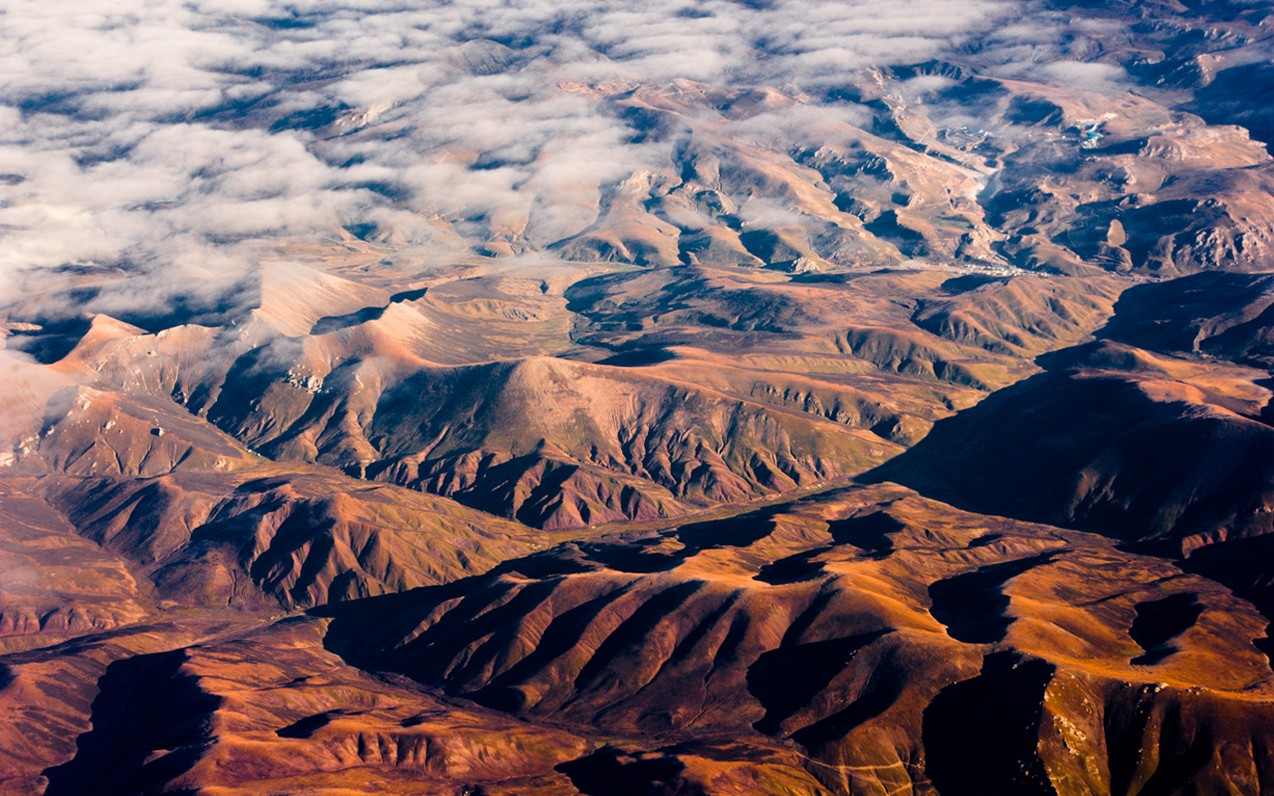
xmin=3 ymin=0 xmax=1274 ymax=793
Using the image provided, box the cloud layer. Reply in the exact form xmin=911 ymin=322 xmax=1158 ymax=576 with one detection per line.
xmin=0 ymin=0 xmax=1144 ymax=313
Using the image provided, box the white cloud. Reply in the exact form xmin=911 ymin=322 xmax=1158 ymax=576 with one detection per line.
xmin=0 ymin=0 xmax=1138 ymax=312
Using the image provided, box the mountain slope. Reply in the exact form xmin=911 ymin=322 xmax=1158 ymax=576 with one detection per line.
xmin=323 ymin=484 xmax=1274 ymax=795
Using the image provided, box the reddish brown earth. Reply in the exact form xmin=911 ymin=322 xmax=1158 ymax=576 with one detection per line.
xmin=4 ymin=249 xmax=1273 ymax=794
xmin=3 ymin=1 xmax=1274 ymax=794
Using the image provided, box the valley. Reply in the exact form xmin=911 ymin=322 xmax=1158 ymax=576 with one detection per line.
xmin=3 ymin=0 xmax=1274 ymax=792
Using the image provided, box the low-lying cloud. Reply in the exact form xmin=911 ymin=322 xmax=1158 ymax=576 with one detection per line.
xmin=0 ymin=0 xmax=1142 ymax=316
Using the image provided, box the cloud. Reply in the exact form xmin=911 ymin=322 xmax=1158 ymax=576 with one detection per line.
xmin=0 ymin=0 xmax=1150 ymax=316
xmin=1033 ymin=60 xmax=1130 ymax=93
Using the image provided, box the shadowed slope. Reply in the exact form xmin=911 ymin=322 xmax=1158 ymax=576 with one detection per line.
xmin=322 ymin=484 xmax=1274 ymax=795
